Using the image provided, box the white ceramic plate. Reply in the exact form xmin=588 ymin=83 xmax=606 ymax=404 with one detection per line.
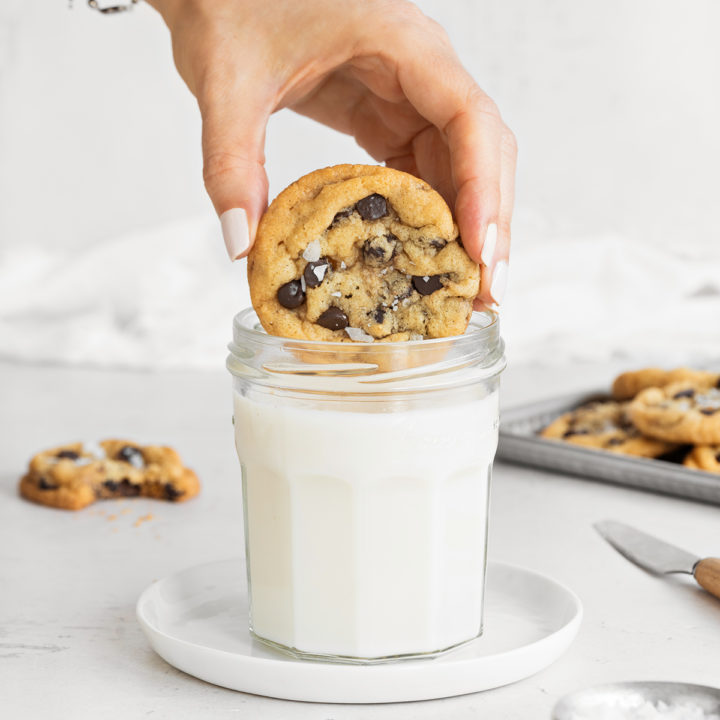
xmin=137 ymin=558 xmax=582 ymax=704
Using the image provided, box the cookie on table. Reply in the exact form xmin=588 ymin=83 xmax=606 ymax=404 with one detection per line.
xmin=248 ymin=164 xmax=480 ymax=342
xmin=611 ymin=367 xmax=720 ymax=400
xmin=629 ymin=381 xmax=720 ymax=444
xmin=19 ymin=440 xmax=200 ymax=510
xmin=684 ymin=445 xmax=720 ymax=474
xmin=540 ymin=400 xmax=679 ymax=458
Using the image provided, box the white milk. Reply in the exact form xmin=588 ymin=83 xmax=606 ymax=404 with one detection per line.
xmin=233 ymin=387 xmax=499 ymax=660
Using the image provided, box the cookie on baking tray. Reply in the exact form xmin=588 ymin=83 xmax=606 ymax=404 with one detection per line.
xmin=611 ymin=367 xmax=720 ymax=400
xmin=629 ymin=381 xmax=720 ymax=445
xmin=19 ymin=440 xmax=200 ymax=510
xmin=684 ymin=445 xmax=720 ymax=474
xmin=248 ymin=164 xmax=480 ymax=343
xmin=540 ymin=400 xmax=679 ymax=459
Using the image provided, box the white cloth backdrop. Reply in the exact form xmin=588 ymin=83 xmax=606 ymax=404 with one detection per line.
xmin=1 ymin=210 xmax=717 ymax=369
xmin=0 ymin=0 xmax=719 ymax=369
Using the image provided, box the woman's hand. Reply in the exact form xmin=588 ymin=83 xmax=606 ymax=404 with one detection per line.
xmin=147 ymin=0 xmax=516 ymax=307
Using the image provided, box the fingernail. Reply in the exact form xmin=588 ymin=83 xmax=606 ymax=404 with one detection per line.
xmin=480 ymin=223 xmax=497 ymax=266
xmin=490 ymin=259 xmax=508 ymax=305
xmin=220 ymin=208 xmax=249 ymax=260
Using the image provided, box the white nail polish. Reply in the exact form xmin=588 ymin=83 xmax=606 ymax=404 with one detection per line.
xmin=490 ymin=259 xmax=508 ymax=305
xmin=481 ymin=223 xmax=497 ymax=266
xmin=220 ymin=208 xmax=250 ymax=260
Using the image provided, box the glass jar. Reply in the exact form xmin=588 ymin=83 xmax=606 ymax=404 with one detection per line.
xmin=227 ymin=308 xmax=506 ymax=664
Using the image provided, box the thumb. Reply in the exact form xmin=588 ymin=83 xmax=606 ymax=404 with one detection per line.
xmin=200 ymin=91 xmax=269 ymax=260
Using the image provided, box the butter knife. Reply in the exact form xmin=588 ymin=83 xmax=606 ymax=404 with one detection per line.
xmin=594 ymin=520 xmax=720 ymax=600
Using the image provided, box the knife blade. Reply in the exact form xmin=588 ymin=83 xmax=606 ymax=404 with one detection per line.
xmin=594 ymin=520 xmax=698 ymax=575
xmin=594 ymin=520 xmax=720 ymax=601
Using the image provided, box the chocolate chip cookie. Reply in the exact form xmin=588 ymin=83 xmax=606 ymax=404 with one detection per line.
xmin=19 ymin=440 xmax=200 ymax=510
xmin=684 ymin=445 xmax=720 ymax=474
xmin=629 ymin=381 xmax=720 ymax=444
xmin=612 ymin=367 xmax=720 ymax=400
xmin=540 ymin=400 xmax=678 ymax=458
xmin=248 ymin=164 xmax=480 ymax=342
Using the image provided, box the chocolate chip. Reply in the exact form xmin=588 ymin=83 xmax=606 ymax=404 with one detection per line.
xmin=56 ymin=450 xmax=80 ymax=460
xmin=412 ymin=275 xmax=444 ymax=295
xmin=673 ymin=388 xmax=695 ymax=399
xmin=117 ymin=445 xmax=144 ymax=468
xmin=103 ymin=479 xmax=119 ymax=492
xmin=373 ymin=305 xmax=386 ymax=324
xmin=656 ymin=445 xmax=692 ymax=464
xmin=716 ymin=452 xmax=720 ymax=463
xmin=317 ymin=306 xmax=349 ymax=330
xmin=605 ymin=437 xmax=625 ymax=447
xmin=356 ymin=194 xmax=388 ymax=221
xmin=165 ymin=483 xmax=183 ymax=501
xmin=330 ymin=208 xmax=354 ymax=227
xmin=277 ymin=279 xmax=305 ymax=309
xmin=118 ymin=478 xmax=140 ymax=496
xmin=700 ymin=408 xmax=717 ymax=415
xmin=429 ymin=238 xmax=446 ymax=251
xmin=717 ymin=378 xmax=720 ymax=389
xmin=38 ymin=477 xmax=59 ymax=490
xmin=362 ymin=234 xmax=397 ymax=267
xmin=563 ymin=429 xmax=590 ymax=438
xmin=304 ymin=259 xmax=330 ymax=289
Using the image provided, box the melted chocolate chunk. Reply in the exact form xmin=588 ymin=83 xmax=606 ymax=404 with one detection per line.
xmin=605 ymin=437 xmax=625 ymax=447
xmin=699 ymin=408 xmax=718 ymax=416
xmin=412 ymin=275 xmax=444 ymax=296
xmin=330 ymin=208 xmax=354 ymax=227
xmin=38 ymin=477 xmax=59 ymax=490
xmin=165 ymin=483 xmax=183 ymax=501
xmin=362 ymin=234 xmax=397 ymax=267
xmin=277 ymin=279 xmax=305 ymax=309
xmin=104 ymin=478 xmax=140 ymax=497
xmin=429 ymin=238 xmax=447 ymax=251
xmin=317 ymin=306 xmax=349 ymax=331
xmin=117 ymin=445 xmax=144 ymax=468
xmin=373 ymin=305 xmax=386 ymax=324
xmin=673 ymin=388 xmax=695 ymax=399
xmin=56 ymin=450 xmax=80 ymax=460
xmin=356 ymin=194 xmax=388 ymax=221
xmin=562 ymin=429 xmax=590 ymax=438
xmin=656 ymin=445 xmax=692 ymax=464
xmin=304 ymin=259 xmax=330 ymax=289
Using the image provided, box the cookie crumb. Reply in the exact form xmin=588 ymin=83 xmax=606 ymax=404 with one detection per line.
xmin=133 ymin=513 xmax=154 ymax=528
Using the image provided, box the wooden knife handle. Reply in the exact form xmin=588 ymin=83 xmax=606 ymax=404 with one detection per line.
xmin=694 ymin=558 xmax=720 ymax=600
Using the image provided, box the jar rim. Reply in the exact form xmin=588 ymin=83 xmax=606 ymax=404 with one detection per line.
xmin=228 ymin=308 xmax=505 ymax=393
xmin=231 ymin=307 xmax=500 ymax=352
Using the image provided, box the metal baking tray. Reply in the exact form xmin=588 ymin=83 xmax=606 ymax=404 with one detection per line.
xmin=497 ymin=391 xmax=720 ymax=505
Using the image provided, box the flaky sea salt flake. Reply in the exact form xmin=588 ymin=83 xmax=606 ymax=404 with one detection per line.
xmin=313 ymin=265 xmax=328 ymax=283
xmin=83 ymin=441 xmax=106 ymax=460
xmin=302 ymin=239 xmax=322 ymax=262
xmin=345 ymin=327 xmax=375 ymax=343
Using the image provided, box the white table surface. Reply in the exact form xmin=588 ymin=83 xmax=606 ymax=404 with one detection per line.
xmin=2 ymin=358 xmax=719 ymax=719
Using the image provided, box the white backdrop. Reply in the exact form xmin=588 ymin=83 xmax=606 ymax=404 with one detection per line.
xmin=1 ymin=0 xmax=718 ymax=368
